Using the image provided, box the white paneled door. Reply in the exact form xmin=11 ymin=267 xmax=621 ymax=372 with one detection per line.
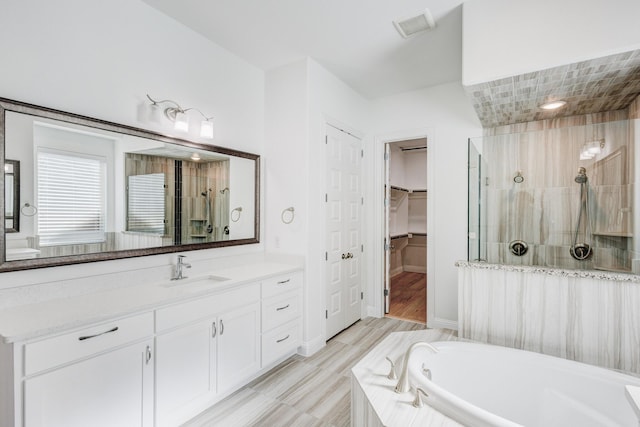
xmin=325 ymin=124 xmax=362 ymax=339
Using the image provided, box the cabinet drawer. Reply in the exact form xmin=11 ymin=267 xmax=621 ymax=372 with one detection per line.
xmin=262 ymin=290 xmax=301 ymax=332
xmin=156 ymin=283 xmax=259 ymax=332
xmin=261 ymin=319 xmax=301 ymax=367
xmin=24 ymin=312 xmax=153 ymax=376
xmin=261 ymin=271 xmax=302 ymax=299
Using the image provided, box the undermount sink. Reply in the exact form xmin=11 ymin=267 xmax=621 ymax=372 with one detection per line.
xmin=163 ymin=275 xmax=231 ymax=290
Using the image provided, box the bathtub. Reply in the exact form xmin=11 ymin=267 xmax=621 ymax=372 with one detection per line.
xmin=408 ymin=341 xmax=640 ymax=427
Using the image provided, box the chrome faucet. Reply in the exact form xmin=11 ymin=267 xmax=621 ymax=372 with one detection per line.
xmin=171 ymin=255 xmax=191 ymax=280
xmin=395 ymin=342 xmax=438 ymax=393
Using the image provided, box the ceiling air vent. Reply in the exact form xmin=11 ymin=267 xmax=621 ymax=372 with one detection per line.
xmin=393 ymin=9 xmax=436 ymax=38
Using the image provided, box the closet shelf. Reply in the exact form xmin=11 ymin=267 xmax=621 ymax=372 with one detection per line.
xmin=391 ymin=186 xmax=427 ymax=194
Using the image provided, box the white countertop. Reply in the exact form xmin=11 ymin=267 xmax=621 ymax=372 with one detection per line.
xmin=0 ymin=262 xmax=301 ymax=344
xmin=351 ymin=329 xmax=462 ymax=427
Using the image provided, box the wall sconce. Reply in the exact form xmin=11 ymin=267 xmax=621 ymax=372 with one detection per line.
xmin=146 ymin=94 xmax=214 ymax=139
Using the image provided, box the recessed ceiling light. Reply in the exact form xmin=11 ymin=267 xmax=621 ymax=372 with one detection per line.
xmin=393 ymin=9 xmax=436 ymax=39
xmin=540 ymin=100 xmax=567 ymax=110
xmin=191 ymin=153 xmax=201 ymax=161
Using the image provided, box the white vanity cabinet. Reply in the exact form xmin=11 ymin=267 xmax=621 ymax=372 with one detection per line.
xmin=0 ymin=264 xmax=304 ymax=427
xmin=154 ymin=282 xmax=260 ymax=426
xmin=21 ymin=312 xmax=155 ymax=427
xmin=261 ymin=271 xmax=303 ymax=367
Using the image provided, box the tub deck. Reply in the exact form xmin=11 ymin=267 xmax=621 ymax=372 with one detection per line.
xmin=350 ymin=329 xmax=460 ymax=427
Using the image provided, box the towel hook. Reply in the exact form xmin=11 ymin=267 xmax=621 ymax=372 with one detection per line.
xmin=231 ymin=207 xmax=242 ymax=222
xmin=281 ymin=207 xmax=295 ymax=224
xmin=21 ymin=203 xmax=38 ymax=217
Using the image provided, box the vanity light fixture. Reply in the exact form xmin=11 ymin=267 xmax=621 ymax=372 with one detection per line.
xmin=146 ymin=94 xmax=214 ymax=139
xmin=539 ymin=100 xmax=567 ymax=110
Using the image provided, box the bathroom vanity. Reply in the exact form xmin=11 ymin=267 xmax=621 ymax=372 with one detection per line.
xmin=0 ymin=263 xmax=303 ymax=427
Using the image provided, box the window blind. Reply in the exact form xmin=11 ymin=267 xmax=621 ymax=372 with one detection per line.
xmin=127 ymin=173 xmax=166 ymax=234
xmin=37 ymin=149 xmax=106 ymax=246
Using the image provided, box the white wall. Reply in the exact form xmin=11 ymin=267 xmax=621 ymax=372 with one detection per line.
xmin=463 ymin=0 xmax=640 ymax=85
xmin=370 ymin=82 xmax=482 ymax=328
xmin=0 ymin=0 xmax=265 ymax=287
xmin=264 ymin=60 xmax=309 ymax=255
xmin=264 ymin=58 xmax=370 ymax=354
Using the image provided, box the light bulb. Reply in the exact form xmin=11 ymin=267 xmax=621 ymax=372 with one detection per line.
xmin=200 ymin=119 xmax=214 ymax=139
xmin=540 ymin=100 xmax=567 ymax=110
xmin=174 ymin=111 xmax=189 ymax=132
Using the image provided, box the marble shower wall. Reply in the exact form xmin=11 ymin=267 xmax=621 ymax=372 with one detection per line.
xmin=476 ymin=112 xmax=636 ymax=272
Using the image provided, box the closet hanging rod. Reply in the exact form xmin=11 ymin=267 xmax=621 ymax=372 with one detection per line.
xmin=391 ymin=234 xmax=409 ymax=240
xmin=400 ymin=146 xmax=427 ymax=152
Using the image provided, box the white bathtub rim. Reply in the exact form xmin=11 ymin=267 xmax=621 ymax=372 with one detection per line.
xmin=406 ymin=347 xmax=522 ymax=427
xmin=407 ymin=341 xmax=640 ymax=427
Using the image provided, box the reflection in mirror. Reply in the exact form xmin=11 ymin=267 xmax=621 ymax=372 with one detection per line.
xmin=4 ymin=160 xmax=19 ymax=232
xmin=0 ymin=98 xmax=259 ymax=272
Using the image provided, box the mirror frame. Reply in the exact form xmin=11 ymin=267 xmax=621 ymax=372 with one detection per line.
xmin=4 ymin=159 xmax=19 ymax=233
xmin=0 ymin=97 xmax=260 ymax=272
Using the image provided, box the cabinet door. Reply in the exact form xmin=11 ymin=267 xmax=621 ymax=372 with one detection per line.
xmin=155 ymin=319 xmax=216 ymax=426
xmin=217 ymin=302 xmax=260 ymax=393
xmin=24 ymin=340 xmax=153 ymax=427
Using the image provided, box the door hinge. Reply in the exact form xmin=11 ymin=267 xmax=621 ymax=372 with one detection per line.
xmin=325 ymin=135 xmax=328 ymax=144
xmin=384 ymin=152 xmax=389 ymax=161
xmin=325 ymin=252 xmax=328 ymax=261
xmin=325 ymin=193 xmax=328 ymax=202
xmin=325 ymin=310 xmax=328 ymax=319
xmin=361 ymin=149 xmax=364 ymax=158
xmin=361 ymin=197 xmax=364 ymax=205
xmin=384 ymin=242 xmax=390 ymax=251
xmin=361 ymin=244 xmax=364 ymax=253
xmin=384 ymin=289 xmax=389 ymax=296
xmin=384 ymin=198 xmax=389 ymax=207
xmin=360 ymin=292 xmax=364 ymax=300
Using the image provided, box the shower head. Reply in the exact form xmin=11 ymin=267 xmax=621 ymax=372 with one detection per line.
xmin=575 ymin=167 xmax=588 ymax=184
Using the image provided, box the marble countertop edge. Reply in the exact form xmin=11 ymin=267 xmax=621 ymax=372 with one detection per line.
xmin=455 ymin=261 xmax=640 ymax=283
xmin=0 ymin=262 xmax=302 ymax=344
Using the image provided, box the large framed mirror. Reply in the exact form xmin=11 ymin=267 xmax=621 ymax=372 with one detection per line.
xmin=0 ymin=98 xmax=259 ymax=272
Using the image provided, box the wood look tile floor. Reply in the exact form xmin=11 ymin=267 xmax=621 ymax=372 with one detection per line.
xmin=182 ymin=317 xmax=425 ymax=427
xmin=386 ymin=272 xmax=426 ymax=324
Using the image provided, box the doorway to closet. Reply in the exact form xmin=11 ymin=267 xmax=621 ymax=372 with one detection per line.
xmin=384 ymin=138 xmax=427 ymax=324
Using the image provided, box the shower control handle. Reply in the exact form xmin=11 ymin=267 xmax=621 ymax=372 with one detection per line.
xmin=509 ymin=240 xmax=528 ymax=257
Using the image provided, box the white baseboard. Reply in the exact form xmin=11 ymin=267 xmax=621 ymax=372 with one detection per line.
xmin=297 ymin=335 xmax=325 ymax=357
xmin=390 ymin=267 xmax=404 ymax=277
xmin=403 ymin=265 xmax=426 ymax=274
xmin=366 ymin=305 xmax=382 ymax=318
xmin=427 ymin=317 xmax=458 ymax=331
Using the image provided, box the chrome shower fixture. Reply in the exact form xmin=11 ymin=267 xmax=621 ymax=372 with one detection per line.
xmin=513 ymin=171 xmax=524 ymax=184
xmin=575 ymin=167 xmax=588 ymax=184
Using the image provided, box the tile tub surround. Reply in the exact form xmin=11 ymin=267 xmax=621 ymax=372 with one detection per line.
xmin=457 ymin=261 xmax=640 ymax=375
xmin=351 ymin=329 xmax=460 ymax=427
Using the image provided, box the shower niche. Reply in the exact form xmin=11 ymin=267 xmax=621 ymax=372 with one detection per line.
xmin=468 ymin=117 xmax=638 ymax=273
